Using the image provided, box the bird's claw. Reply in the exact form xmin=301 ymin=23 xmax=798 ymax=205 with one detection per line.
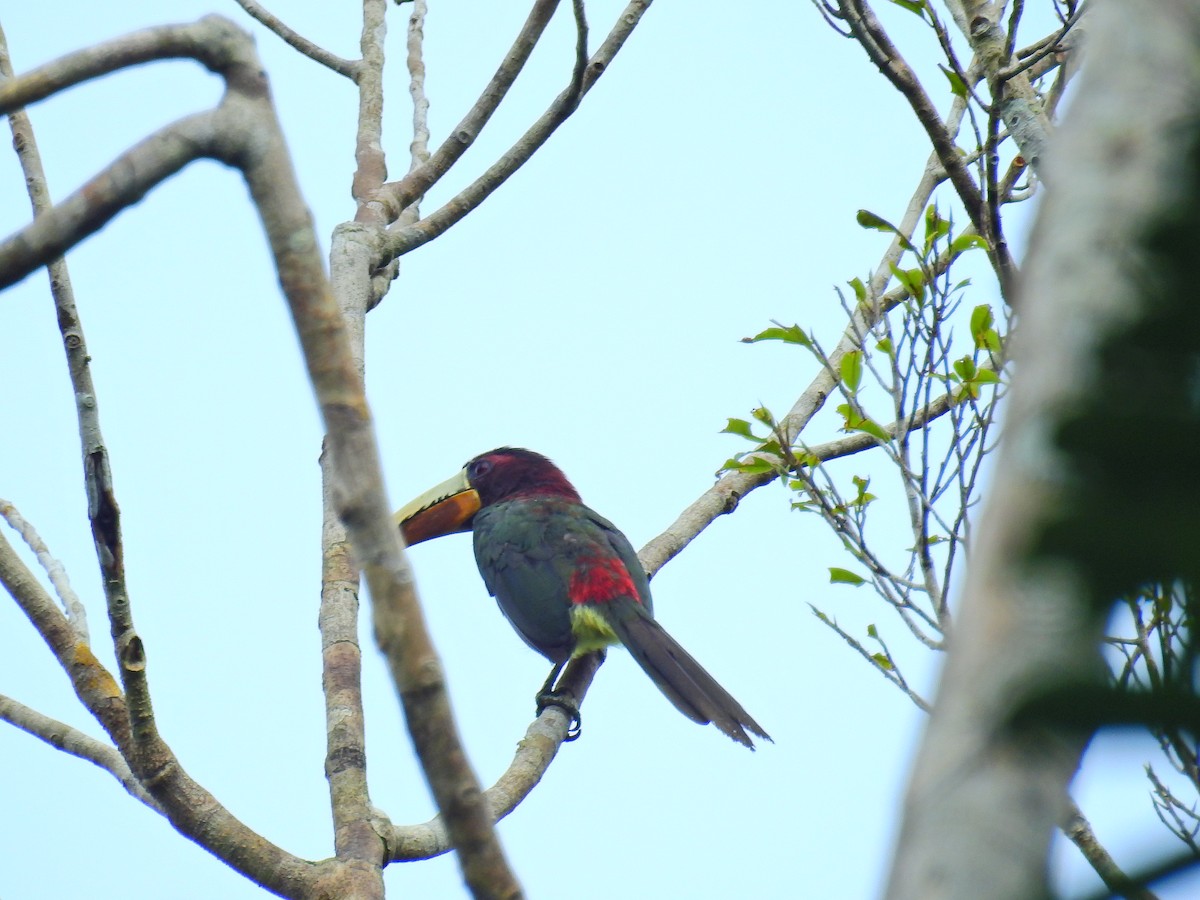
xmin=536 ymin=691 xmax=582 ymax=742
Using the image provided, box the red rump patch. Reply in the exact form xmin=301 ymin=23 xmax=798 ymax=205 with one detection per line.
xmin=568 ymin=556 xmax=640 ymax=605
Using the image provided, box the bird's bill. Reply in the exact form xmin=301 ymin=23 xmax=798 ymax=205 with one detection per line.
xmin=393 ymin=469 xmax=481 ymax=546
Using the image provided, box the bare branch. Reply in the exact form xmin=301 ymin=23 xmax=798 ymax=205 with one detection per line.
xmin=405 ymin=0 xmax=431 ymax=180
xmin=315 ymin=1 xmax=393 ymax=883
xmin=385 ymin=651 xmax=603 ymax=862
xmin=375 ymin=0 xmax=653 ymax=264
xmin=0 ymin=694 xmax=160 ymax=811
xmin=0 ymin=525 xmax=131 ymax=746
xmin=0 ymin=18 xmax=363 ymax=894
xmin=0 ymin=501 xmax=88 ymax=640
xmin=567 ymin=0 xmax=590 ymax=109
xmin=836 ymin=1 xmax=1017 ymax=296
xmin=232 ymin=0 xmax=359 ymax=78
xmin=0 ymin=16 xmax=257 ymax=110
xmin=373 ymin=0 xmax=563 ymax=223
xmin=0 ymin=107 xmax=221 ymax=289
xmin=351 ymin=0 xmax=390 ymax=224
xmin=1000 ymin=3 xmax=1086 ymax=81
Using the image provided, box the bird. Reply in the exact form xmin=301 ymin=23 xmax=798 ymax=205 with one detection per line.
xmin=393 ymin=447 xmax=770 ymax=748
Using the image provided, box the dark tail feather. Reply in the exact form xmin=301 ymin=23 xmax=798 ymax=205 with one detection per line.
xmin=608 ymin=603 xmax=771 ymax=749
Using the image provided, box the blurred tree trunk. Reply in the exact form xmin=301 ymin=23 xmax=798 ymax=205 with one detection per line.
xmin=886 ymin=2 xmax=1200 ymax=897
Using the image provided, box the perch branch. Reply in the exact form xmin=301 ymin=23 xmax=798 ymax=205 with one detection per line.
xmin=385 ymin=650 xmax=604 ymax=860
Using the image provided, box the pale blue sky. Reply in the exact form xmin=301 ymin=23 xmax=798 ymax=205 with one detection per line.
xmin=0 ymin=2 xmax=1190 ymax=898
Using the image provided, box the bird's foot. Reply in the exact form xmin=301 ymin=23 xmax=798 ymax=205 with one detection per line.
xmin=536 ymin=690 xmax=582 ymax=742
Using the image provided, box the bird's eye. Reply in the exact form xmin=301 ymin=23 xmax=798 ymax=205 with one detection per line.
xmin=469 ymin=458 xmax=493 ymax=480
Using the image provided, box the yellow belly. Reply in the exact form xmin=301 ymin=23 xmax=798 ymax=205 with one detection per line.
xmin=569 ymin=605 xmax=619 ymax=656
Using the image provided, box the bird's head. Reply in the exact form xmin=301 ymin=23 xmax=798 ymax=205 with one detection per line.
xmin=394 ymin=447 xmax=581 ymax=546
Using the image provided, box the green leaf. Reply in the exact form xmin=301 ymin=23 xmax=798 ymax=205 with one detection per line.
xmin=742 ymin=458 xmax=779 ymax=474
xmin=721 ymin=418 xmax=758 ymax=441
xmin=840 ymin=350 xmax=864 ymax=392
xmin=836 ymin=403 xmax=891 ymax=442
xmin=871 ymin=652 xmax=894 ymax=671
xmin=829 ymin=567 xmax=866 ymax=586
xmin=723 ymin=455 xmax=777 ymax=475
xmin=758 ymin=439 xmax=783 ymax=458
xmin=849 ymin=276 xmax=868 ymax=304
xmin=860 ymin=418 xmax=890 ymax=442
xmin=939 ymin=64 xmax=967 ymax=98
xmin=923 ymin=204 xmax=950 ymax=253
xmin=889 ymin=263 xmax=926 ymax=303
xmin=741 ymin=323 xmax=813 ymax=347
xmin=973 ymin=368 xmax=1000 ymax=384
xmin=719 ymin=457 xmax=745 ymax=474
xmin=970 ymin=304 xmax=994 ymax=336
xmin=857 ymin=209 xmax=917 ymax=253
xmin=866 ymin=623 xmax=878 ymax=639
xmin=953 ymin=356 xmax=977 ymax=381
xmin=951 ymin=233 xmax=990 ymax=254
xmin=888 ymin=0 xmax=926 ymax=15
xmin=970 ymin=304 xmax=1001 ymax=352
xmin=876 ymin=337 xmax=894 ymax=356
xmin=797 ymin=451 xmax=821 ymax=468
xmin=850 ymin=474 xmax=877 ymax=508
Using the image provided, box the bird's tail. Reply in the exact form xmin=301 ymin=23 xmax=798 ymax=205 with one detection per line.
xmin=607 ymin=602 xmax=771 ymax=749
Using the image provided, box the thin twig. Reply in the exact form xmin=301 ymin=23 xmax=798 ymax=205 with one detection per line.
xmin=233 ymin=0 xmax=360 ymax=78
xmin=1000 ymin=2 xmax=1085 ymax=81
xmin=566 ymin=0 xmax=590 ymax=111
xmin=374 ymin=0 xmax=563 ymax=223
xmin=838 ymin=1 xmax=1000 ymax=278
xmin=0 ymin=500 xmax=88 ymax=640
xmin=376 ymin=0 xmax=653 ymax=264
xmin=0 ymin=694 xmax=161 ymax=811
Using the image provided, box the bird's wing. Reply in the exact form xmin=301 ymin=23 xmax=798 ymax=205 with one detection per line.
xmin=472 ymin=501 xmax=579 ymax=662
xmin=582 ymin=507 xmax=654 ymax=615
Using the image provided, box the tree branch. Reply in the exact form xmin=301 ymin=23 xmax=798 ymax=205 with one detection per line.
xmin=641 ymin=134 xmax=964 ymax=576
xmin=375 ymin=0 xmax=653 ymax=265
xmin=404 ymin=0 xmax=431 ymax=180
xmin=0 ymin=524 xmax=131 ymax=750
xmin=0 ymin=693 xmax=160 ymax=811
xmin=232 ymin=0 xmax=360 ymax=78
xmin=0 ymin=18 xmax=357 ymax=896
xmin=350 ymin=0 xmax=390 ymax=225
xmin=371 ymin=0 xmax=563 ymax=224
xmin=836 ymin=0 xmax=1017 ymax=296
xmin=385 ymin=650 xmax=604 ymax=861
xmin=0 ymin=501 xmax=88 ymax=641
